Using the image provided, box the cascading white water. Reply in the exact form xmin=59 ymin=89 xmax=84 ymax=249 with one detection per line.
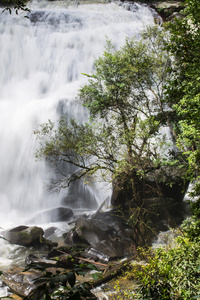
xmin=0 ymin=0 xmax=156 ymax=226
xmin=0 ymin=0 xmax=157 ymax=273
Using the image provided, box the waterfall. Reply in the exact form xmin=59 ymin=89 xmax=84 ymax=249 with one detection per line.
xmin=0 ymin=0 xmax=156 ymax=230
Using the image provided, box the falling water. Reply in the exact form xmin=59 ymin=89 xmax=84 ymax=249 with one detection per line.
xmin=0 ymin=0 xmax=157 ymax=272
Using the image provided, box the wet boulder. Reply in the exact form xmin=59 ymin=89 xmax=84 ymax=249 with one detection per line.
xmin=111 ymin=165 xmax=189 ymax=210
xmin=65 ymin=229 xmax=90 ymax=247
xmin=90 ymin=239 xmax=132 ymax=261
xmin=76 ymin=217 xmax=113 ymax=246
xmin=25 ymin=254 xmax=57 ymax=268
xmin=151 ymin=2 xmax=185 ymax=21
xmin=25 ymin=252 xmax=78 ymax=269
xmin=1 ymin=265 xmax=45 ymax=298
xmin=64 ymin=214 xmax=134 ymax=261
xmin=44 ymin=226 xmax=58 ymax=238
xmin=2 ymin=225 xmax=57 ymax=248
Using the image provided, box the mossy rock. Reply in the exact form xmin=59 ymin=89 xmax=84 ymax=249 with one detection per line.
xmin=2 ymin=225 xmax=55 ymax=247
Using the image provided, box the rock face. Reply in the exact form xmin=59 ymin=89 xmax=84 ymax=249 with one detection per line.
xmin=2 ymin=225 xmax=57 ymax=248
xmin=150 ymin=1 xmax=185 ymax=21
xmin=65 ymin=211 xmax=135 ymax=261
xmin=111 ymin=166 xmax=189 ymax=208
xmin=111 ymin=166 xmax=190 ymax=232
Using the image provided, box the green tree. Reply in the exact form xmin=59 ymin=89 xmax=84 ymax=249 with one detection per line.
xmin=166 ymin=0 xmax=200 ymax=181
xmin=132 ymin=4 xmax=200 ymax=296
xmin=0 ymin=0 xmax=29 ymax=14
xmin=35 ymin=26 xmax=172 ymax=202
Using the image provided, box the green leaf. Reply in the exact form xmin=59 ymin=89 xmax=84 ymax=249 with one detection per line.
xmin=87 ymin=264 xmax=98 ymax=271
xmin=91 ymin=272 xmax=102 ymax=280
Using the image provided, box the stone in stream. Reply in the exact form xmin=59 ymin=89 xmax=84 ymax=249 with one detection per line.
xmin=25 ymin=253 xmax=57 ymax=268
xmin=25 ymin=253 xmax=78 ymax=269
xmin=44 ymin=226 xmax=58 ymax=238
xmin=1 ymin=265 xmax=45 ymax=298
xmin=2 ymin=225 xmax=57 ymax=248
xmin=64 ymin=213 xmax=135 ymax=261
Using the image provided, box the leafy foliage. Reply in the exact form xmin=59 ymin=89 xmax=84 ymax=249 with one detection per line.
xmin=181 ymin=183 xmax=200 ymax=242
xmin=35 ymin=26 xmax=174 ymax=200
xmin=133 ymin=2 xmax=200 ymax=296
xmin=166 ymin=0 xmax=200 ymax=181
xmin=129 ymin=1 xmax=200 ymax=297
xmin=136 ymin=236 xmax=200 ymax=300
xmin=135 ymin=171 xmax=200 ymax=299
xmin=135 ymin=195 xmax=200 ymax=299
xmin=0 ymin=0 xmax=29 ymax=14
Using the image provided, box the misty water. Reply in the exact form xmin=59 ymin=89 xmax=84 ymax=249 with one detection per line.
xmin=0 ymin=0 xmax=157 ymax=284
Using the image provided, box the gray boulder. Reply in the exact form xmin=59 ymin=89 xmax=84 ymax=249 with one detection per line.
xmin=25 ymin=254 xmax=57 ymax=268
xmin=2 ymin=225 xmax=57 ymax=247
xmin=1 ymin=265 xmax=44 ymax=298
xmin=111 ymin=165 xmax=189 ymax=211
xmin=65 ymin=214 xmax=134 ymax=261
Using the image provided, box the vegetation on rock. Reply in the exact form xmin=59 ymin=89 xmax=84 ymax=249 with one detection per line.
xmin=134 ymin=200 xmax=200 ymax=299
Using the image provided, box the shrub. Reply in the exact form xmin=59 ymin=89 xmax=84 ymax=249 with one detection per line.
xmin=135 ymin=237 xmax=200 ymax=299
